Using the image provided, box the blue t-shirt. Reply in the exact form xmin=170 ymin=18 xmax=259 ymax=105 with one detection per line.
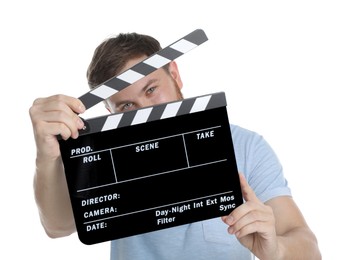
xmin=110 ymin=124 xmax=291 ymax=260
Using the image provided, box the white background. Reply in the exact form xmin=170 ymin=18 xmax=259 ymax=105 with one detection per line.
xmin=1 ymin=1 xmax=342 ymax=259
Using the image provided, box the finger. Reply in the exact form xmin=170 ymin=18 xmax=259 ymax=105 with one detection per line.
xmin=228 ymin=204 xmax=273 ymax=236
xmin=58 ymin=123 xmax=74 ymax=140
xmin=35 ymin=121 xmax=73 ymax=141
xmin=233 ymin=220 xmax=267 ymax=239
xmin=52 ymin=113 xmax=82 ymax=139
xmin=32 ymin=94 xmax=85 ymax=114
xmin=30 ymin=96 xmax=85 ymax=138
xmin=31 ymin=106 xmax=83 ymax=139
xmin=222 ymin=174 xmax=262 ymax=226
xmin=222 ymin=200 xmax=260 ymax=226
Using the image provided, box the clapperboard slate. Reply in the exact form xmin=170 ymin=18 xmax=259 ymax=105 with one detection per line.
xmin=58 ymin=29 xmax=243 ymax=245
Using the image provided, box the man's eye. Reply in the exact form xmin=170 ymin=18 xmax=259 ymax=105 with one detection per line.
xmin=146 ymin=86 xmax=156 ymax=94
xmin=122 ymin=103 xmax=133 ymax=111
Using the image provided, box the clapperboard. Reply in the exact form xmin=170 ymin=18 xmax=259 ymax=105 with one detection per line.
xmin=58 ymin=29 xmax=243 ymax=245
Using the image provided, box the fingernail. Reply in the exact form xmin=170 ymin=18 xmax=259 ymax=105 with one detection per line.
xmin=77 ymin=118 xmax=84 ymax=128
xmin=79 ymin=104 xmax=86 ymax=112
xmin=228 ymin=226 xmax=234 ymax=234
xmin=227 ymin=216 xmax=234 ymax=225
xmin=73 ymin=132 xmax=79 ymax=139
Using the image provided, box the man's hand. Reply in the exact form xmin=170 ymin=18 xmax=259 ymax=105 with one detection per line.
xmin=222 ymin=174 xmax=280 ymax=260
xmin=29 ymin=94 xmax=85 ymax=160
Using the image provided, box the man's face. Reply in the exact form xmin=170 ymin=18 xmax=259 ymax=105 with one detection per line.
xmin=106 ymin=56 xmax=183 ymax=113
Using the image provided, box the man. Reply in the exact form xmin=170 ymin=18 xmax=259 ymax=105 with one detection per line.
xmin=29 ymin=32 xmax=321 ymax=259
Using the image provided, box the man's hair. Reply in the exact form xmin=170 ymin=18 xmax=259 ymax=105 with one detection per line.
xmin=87 ymin=33 xmax=162 ymax=89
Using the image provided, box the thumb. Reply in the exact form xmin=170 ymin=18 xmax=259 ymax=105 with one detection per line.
xmin=239 ymin=173 xmax=259 ymax=203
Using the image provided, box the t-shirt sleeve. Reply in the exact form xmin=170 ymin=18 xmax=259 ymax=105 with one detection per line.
xmin=231 ymin=125 xmax=292 ymax=203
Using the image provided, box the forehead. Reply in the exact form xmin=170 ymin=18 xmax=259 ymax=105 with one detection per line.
xmin=120 ymin=55 xmax=147 ymax=73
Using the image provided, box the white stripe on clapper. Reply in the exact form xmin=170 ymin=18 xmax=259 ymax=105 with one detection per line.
xmin=132 ymin=107 xmax=153 ymax=125
xmin=170 ymin=39 xmax=197 ymax=53
xmin=161 ymin=101 xmax=182 ymax=119
xmin=117 ymin=69 xmax=145 ymax=84
xmin=190 ymin=95 xmax=211 ymax=113
xmin=144 ymin=54 xmax=171 ymax=68
xmin=90 ymin=85 xmax=118 ymax=99
xmin=102 ymin=114 xmax=124 ymax=131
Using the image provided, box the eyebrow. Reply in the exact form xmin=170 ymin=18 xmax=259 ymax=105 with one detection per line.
xmin=141 ymin=78 xmax=159 ymax=92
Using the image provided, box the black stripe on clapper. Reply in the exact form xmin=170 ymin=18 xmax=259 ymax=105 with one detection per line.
xmin=117 ymin=110 xmax=137 ymax=128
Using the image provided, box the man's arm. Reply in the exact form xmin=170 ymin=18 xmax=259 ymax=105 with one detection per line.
xmin=266 ymin=196 xmax=320 ymax=259
xmin=34 ymin=156 xmax=76 ymax=238
xmin=222 ymin=174 xmax=321 ymax=260
xmin=29 ymin=94 xmax=85 ymax=238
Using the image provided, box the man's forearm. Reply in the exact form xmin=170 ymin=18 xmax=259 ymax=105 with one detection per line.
xmin=275 ymin=227 xmax=321 ymax=260
xmin=34 ymin=156 xmax=76 ymax=238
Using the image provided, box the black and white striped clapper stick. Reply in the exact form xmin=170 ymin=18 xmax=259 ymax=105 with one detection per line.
xmin=79 ymin=29 xmax=208 ymax=110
